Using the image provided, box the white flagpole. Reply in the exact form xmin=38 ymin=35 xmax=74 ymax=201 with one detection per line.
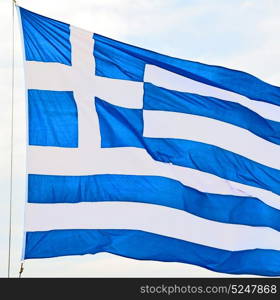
xmin=8 ymin=0 xmax=16 ymax=278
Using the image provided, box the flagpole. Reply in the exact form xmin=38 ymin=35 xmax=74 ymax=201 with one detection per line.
xmin=8 ymin=0 xmax=16 ymax=278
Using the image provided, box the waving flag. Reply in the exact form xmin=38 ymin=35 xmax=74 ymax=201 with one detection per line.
xmin=18 ymin=6 xmax=280 ymax=276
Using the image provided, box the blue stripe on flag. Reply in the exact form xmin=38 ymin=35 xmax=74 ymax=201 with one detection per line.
xmin=19 ymin=7 xmax=71 ymax=65
xmin=93 ymin=33 xmax=280 ymax=106
xmin=28 ymin=90 xmax=78 ymax=147
xmin=144 ymin=83 xmax=280 ymax=145
xmin=24 ymin=229 xmax=280 ymax=276
xmin=145 ymin=138 xmax=280 ymax=196
xmin=28 ymin=174 xmax=280 ymax=231
xmin=95 ymin=97 xmax=280 ymax=195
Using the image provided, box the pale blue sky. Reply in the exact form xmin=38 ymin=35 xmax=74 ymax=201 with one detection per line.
xmin=0 ymin=0 xmax=280 ymax=277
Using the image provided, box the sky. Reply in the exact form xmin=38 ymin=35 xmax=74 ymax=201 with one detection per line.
xmin=0 ymin=0 xmax=280 ymax=277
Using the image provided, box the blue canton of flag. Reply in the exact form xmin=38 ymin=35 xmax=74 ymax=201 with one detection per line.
xmin=19 ymin=6 xmax=280 ymax=276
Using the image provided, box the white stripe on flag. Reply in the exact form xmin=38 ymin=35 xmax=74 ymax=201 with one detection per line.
xmin=27 ymin=146 xmax=280 ymax=210
xmin=143 ymin=110 xmax=280 ymax=169
xmin=25 ymin=201 xmax=280 ymax=251
xmin=144 ymin=64 xmax=280 ymax=122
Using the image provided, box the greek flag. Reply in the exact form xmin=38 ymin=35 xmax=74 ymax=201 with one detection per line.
xmin=19 ymin=7 xmax=280 ymax=276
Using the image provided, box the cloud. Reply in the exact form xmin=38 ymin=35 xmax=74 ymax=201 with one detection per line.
xmin=21 ymin=253 xmax=256 ymax=278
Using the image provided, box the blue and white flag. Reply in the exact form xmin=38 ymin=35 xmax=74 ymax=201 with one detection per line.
xmin=18 ymin=7 xmax=280 ymax=276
